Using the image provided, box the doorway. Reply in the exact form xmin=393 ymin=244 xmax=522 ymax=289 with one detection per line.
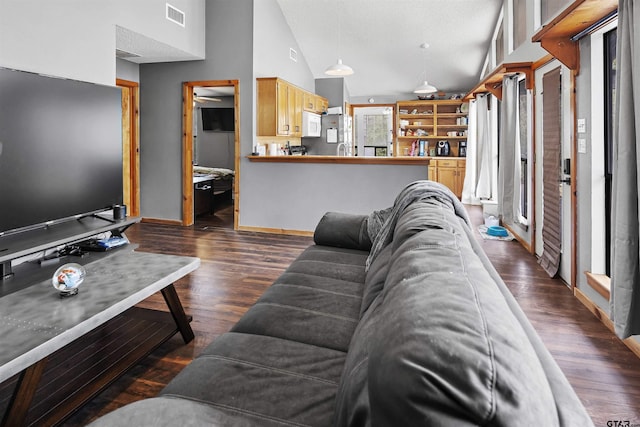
xmin=116 ymin=79 xmax=140 ymax=217
xmin=535 ymin=60 xmax=574 ymax=286
xmin=351 ymin=104 xmax=395 ymax=156
xmin=181 ymin=80 xmax=240 ymax=229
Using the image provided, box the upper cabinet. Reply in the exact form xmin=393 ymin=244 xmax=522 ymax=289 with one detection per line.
xmin=257 ymin=77 xmax=328 ymax=137
xmin=303 ymin=92 xmax=328 ymax=114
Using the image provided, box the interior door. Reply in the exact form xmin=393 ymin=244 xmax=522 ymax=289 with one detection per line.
xmin=535 ymin=60 xmax=573 ymax=284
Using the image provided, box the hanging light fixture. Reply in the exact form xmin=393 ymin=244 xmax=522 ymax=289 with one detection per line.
xmin=325 ymin=0 xmax=354 ymax=76
xmin=325 ymin=59 xmax=354 ymax=76
xmin=413 ymin=43 xmax=437 ymax=94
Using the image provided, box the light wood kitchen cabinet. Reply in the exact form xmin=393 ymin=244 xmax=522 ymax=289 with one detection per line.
xmin=257 ymin=77 xmax=327 ymax=137
xmin=429 ymin=158 xmax=466 ymax=198
xmin=303 ymin=92 xmax=329 ymax=114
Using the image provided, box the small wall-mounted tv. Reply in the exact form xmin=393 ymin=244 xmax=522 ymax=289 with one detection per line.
xmin=201 ymin=107 xmax=235 ymax=132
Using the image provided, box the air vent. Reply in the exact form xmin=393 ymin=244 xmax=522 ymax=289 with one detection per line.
xmin=166 ymin=3 xmax=185 ymax=27
xmin=289 ymin=48 xmax=298 ymax=62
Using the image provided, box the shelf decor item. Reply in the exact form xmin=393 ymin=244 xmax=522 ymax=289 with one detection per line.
xmin=52 ymin=263 xmax=86 ymax=297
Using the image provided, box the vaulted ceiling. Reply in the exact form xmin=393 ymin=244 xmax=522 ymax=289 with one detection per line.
xmin=276 ymin=0 xmax=503 ymax=99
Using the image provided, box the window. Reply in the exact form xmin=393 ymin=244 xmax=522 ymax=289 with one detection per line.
xmin=540 ymin=0 xmax=571 ymax=25
xmin=518 ymin=76 xmax=530 ymax=222
xmin=496 ymin=19 xmax=505 ymax=65
xmin=604 ymin=28 xmax=617 ymax=276
xmin=363 ymin=114 xmax=392 ymax=146
xmin=589 ymin=19 xmax=617 ymax=276
xmin=353 ymin=106 xmax=394 ymax=156
xmin=513 ymin=0 xmax=527 ymax=50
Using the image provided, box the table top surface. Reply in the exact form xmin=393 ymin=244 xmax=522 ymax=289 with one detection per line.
xmin=0 ymin=250 xmax=200 ymax=383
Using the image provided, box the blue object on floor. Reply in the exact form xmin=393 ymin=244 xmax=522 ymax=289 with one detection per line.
xmin=487 ymin=226 xmax=509 ymax=237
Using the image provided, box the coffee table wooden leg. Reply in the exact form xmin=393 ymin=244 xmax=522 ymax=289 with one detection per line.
xmin=1 ymin=358 xmax=47 ymax=427
xmin=161 ymin=284 xmax=194 ymax=344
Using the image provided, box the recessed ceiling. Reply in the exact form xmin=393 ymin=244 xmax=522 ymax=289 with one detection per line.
xmin=276 ymin=0 xmax=502 ymax=99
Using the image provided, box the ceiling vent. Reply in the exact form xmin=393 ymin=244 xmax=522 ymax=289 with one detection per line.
xmin=289 ymin=48 xmax=298 ymax=62
xmin=166 ymin=3 xmax=185 ymax=27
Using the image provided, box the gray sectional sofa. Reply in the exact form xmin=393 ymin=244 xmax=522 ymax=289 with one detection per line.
xmin=90 ymin=181 xmax=593 ymax=426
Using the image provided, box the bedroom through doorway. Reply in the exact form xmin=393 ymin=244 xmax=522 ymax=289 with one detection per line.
xmin=181 ymin=80 xmax=240 ymax=230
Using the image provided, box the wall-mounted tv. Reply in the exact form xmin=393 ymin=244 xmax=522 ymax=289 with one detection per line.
xmin=0 ymin=67 xmax=123 ymax=236
xmin=201 ymin=107 xmax=235 ymax=132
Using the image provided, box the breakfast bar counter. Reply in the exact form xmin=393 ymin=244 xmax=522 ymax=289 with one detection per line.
xmin=247 ymin=155 xmax=431 ymax=165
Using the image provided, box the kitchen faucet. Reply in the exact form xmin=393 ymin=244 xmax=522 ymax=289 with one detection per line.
xmin=336 ymin=141 xmax=351 ymax=156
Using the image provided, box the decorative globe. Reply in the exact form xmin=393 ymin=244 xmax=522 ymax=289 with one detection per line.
xmin=52 ymin=263 xmax=86 ymax=297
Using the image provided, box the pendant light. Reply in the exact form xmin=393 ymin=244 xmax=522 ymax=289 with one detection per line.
xmin=325 ymin=0 xmax=354 ymax=76
xmin=413 ymin=43 xmax=437 ymax=94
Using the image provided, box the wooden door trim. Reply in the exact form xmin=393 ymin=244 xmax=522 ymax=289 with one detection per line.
xmin=181 ymin=80 xmax=240 ymax=229
xmin=116 ymin=79 xmax=140 ymax=217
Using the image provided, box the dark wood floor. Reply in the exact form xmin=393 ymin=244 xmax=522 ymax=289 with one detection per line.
xmin=59 ymin=200 xmax=640 ymax=426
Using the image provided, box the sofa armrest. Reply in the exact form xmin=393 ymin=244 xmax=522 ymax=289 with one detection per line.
xmin=313 ymin=212 xmax=372 ymax=251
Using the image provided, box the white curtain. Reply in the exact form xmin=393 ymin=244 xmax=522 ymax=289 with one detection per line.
xmin=611 ymin=0 xmax=640 ymax=339
xmin=462 ymin=100 xmax=478 ymax=204
xmin=497 ymin=76 xmax=521 ymax=224
xmin=462 ymin=95 xmax=493 ymax=204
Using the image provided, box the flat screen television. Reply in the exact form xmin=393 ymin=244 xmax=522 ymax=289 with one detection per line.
xmin=201 ymin=107 xmax=234 ymax=132
xmin=0 ymin=67 xmax=123 ymax=236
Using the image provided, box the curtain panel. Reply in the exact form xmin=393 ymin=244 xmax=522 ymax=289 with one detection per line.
xmin=462 ymin=97 xmax=493 ymax=204
xmin=462 ymin=99 xmax=478 ymax=204
xmin=611 ymin=0 xmax=640 ymax=339
xmin=497 ymin=77 xmax=520 ymax=224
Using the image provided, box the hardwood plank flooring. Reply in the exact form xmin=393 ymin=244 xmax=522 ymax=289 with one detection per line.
xmin=55 ymin=202 xmax=640 ymax=426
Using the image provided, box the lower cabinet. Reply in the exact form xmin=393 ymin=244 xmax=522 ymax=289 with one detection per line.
xmin=429 ymin=158 xmax=466 ymax=198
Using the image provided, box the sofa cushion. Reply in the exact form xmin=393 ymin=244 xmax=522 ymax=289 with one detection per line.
xmin=87 ymin=396 xmax=294 ymax=427
xmin=231 ymin=245 xmax=367 ymax=351
xmin=313 ymin=212 xmax=372 ymax=251
xmin=160 ymin=332 xmax=347 ymax=427
xmin=336 ymin=198 xmax=561 ymax=426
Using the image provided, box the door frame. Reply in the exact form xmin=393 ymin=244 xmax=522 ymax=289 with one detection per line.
xmin=181 ymin=80 xmax=240 ymax=228
xmin=116 ymin=79 xmax=140 ymax=217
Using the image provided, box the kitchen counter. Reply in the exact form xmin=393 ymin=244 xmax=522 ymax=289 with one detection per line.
xmin=247 ymin=155 xmax=438 ymax=165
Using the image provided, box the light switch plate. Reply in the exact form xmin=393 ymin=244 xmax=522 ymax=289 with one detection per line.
xmin=577 ymin=118 xmax=586 ymax=133
xmin=578 ymin=138 xmax=587 ymax=154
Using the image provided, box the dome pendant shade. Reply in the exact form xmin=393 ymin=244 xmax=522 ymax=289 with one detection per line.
xmin=325 ymin=59 xmax=354 ymax=76
xmin=413 ymin=80 xmax=437 ymax=94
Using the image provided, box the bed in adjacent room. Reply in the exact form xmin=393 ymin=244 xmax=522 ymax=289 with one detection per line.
xmin=193 ymin=166 xmax=234 ymax=216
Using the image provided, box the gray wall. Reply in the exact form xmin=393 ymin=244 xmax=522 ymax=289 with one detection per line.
xmin=116 ymin=58 xmax=140 ymax=83
xmin=0 ymin=0 xmax=204 ymax=85
xmin=139 ymin=0 xmax=254 ymax=221
xmin=316 ymin=78 xmax=347 ymax=108
xmin=241 ymin=163 xmax=428 ymax=231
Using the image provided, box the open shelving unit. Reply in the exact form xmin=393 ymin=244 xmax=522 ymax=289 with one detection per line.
xmin=396 ymin=99 xmax=468 ymax=157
